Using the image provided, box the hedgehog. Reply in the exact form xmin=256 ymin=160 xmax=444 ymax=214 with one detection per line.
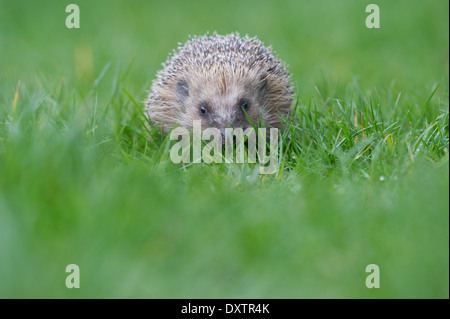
xmin=145 ymin=32 xmax=293 ymax=136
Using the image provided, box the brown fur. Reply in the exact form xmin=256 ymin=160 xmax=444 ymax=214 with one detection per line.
xmin=146 ymin=32 xmax=293 ymax=133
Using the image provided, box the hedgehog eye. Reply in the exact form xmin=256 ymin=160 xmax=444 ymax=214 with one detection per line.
xmin=241 ymin=100 xmax=249 ymax=111
xmin=200 ymin=105 xmax=208 ymax=115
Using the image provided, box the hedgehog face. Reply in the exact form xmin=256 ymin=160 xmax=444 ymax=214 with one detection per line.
xmin=146 ymin=33 xmax=293 ymax=134
xmin=176 ymin=74 xmax=267 ymax=133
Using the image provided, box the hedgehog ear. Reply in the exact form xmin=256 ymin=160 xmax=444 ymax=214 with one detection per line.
xmin=257 ymin=75 xmax=268 ymax=100
xmin=176 ymin=78 xmax=189 ymax=104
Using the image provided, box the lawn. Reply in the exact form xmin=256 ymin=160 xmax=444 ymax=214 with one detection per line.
xmin=0 ymin=0 xmax=448 ymax=298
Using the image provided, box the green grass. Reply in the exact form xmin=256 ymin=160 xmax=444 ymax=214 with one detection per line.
xmin=0 ymin=0 xmax=448 ymax=298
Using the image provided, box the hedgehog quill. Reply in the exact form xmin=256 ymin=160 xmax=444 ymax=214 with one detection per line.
xmin=146 ymin=32 xmax=294 ymax=136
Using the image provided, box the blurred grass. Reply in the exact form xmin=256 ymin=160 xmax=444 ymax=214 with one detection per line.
xmin=0 ymin=0 xmax=448 ymax=298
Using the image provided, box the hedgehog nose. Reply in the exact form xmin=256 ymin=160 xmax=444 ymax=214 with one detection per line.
xmin=221 ymin=130 xmax=226 ymax=145
xmin=220 ymin=129 xmax=237 ymax=145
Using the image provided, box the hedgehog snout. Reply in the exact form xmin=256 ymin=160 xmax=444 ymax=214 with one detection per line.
xmin=221 ymin=130 xmax=226 ymax=145
xmin=219 ymin=129 xmax=238 ymax=146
